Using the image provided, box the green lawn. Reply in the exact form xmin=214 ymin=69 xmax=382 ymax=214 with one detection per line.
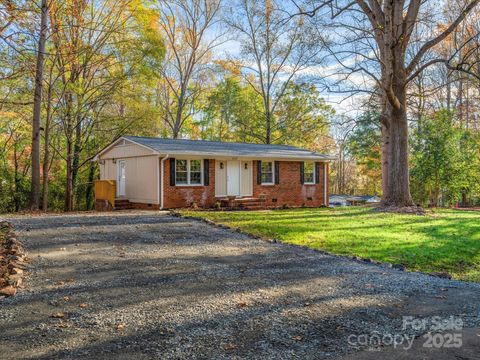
xmin=181 ymin=207 xmax=480 ymax=282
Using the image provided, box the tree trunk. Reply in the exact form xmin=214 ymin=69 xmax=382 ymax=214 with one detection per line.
xmin=30 ymin=0 xmax=48 ymax=210
xmin=42 ymin=66 xmax=54 ymax=212
xmin=461 ymin=189 xmax=467 ymax=208
xmin=380 ymin=122 xmax=389 ymax=198
xmin=65 ymin=140 xmax=74 ymax=212
xmin=265 ymin=110 xmax=271 ymax=144
xmin=72 ymin=117 xmax=82 ymax=209
xmin=85 ymin=162 xmax=95 ymax=210
xmin=382 ymin=105 xmax=414 ymax=207
xmin=13 ymin=144 xmax=20 ymax=212
xmin=172 ymin=88 xmax=186 ymax=139
xmin=41 ymin=108 xmax=51 ymax=212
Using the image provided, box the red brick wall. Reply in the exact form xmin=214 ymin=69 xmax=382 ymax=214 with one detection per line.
xmin=158 ymin=159 xmax=328 ymax=209
xmin=252 ymin=161 xmax=327 ymax=208
xmin=163 ymin=159 xmax=217 ymax=209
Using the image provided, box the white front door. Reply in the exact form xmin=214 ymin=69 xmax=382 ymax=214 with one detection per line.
xmin=117 ymin=160 xmax=126 ymax=197
xmin=227 ymin=160 xmax=240 ymax=196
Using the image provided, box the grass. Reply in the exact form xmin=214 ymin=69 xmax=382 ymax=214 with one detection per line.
xmin=181 ymin=207 xmax=480 ymax=282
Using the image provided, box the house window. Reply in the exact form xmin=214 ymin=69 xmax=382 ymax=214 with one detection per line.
xmin=304 ymin=162 xmax=315 ymax=184
xmin=175 ymin=160 xmax=188 ymax=185
xmin=176 ymin=159 xmax=202 ymax=185
xmin=261 ymin=161 xmax=274 ymax=184
xmin=190 ymin=160 xmax=202 ymax=184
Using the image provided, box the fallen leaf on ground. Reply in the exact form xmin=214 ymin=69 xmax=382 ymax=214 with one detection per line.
xmin=0 ymin=286 xmax=16 ymax=297
xmin=63 ymin=296 xmax=70 ymax=301
xmin=116 ymin=324 xmax=125 ymax=331
xmin=79 ymin=303 xmax=88 ymax=308
xmin=51 ymin=312 xmax=65 ymax=318
xmin=223 ymin=343 xmax=237 ymax=350
xmin=292 ymin=335 xmax=303 ymax=341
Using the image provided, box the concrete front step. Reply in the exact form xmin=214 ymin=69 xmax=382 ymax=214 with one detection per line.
xmin=115 ymin=199 xmax=134 ymax=210
xmin=233 ymin=197 xmax=263 ymax=203
xmin=216 ymin=197 xmax=267 ymax=210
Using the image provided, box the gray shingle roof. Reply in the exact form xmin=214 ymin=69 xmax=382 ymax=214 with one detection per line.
xmin=125 ymin=136 xmax=335 ymax=160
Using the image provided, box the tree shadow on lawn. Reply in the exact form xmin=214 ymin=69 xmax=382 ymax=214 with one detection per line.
xmin=208 ymin=208 xmax=379 ymax=222
xmin=232 ymin=218 xmax=480 ymax=279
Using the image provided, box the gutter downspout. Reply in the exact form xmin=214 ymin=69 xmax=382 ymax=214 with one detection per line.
xmin=324 ymin=162 xmax=328 ymax=207
xmin=159 ymin=155 xmax=169 ymax=210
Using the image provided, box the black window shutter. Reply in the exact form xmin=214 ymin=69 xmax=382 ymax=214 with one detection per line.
xmin=204 ymin=159 xmax=209 ymax=186
xmin=274 ymin=161 xmax=280 ymax=184
xmin=315 ymin=162 xmax=320 ymax=184
xmin=300 ymin=162 xmax=305 ymax=184
xmin=169 ymin=158 xmax=175 ymax=186
xmin=256 ymin=160 xmax=262 ymax=185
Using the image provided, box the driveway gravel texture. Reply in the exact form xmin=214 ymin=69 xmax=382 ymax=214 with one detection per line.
xmin=0 ymin=211 xmax=479 ymax=360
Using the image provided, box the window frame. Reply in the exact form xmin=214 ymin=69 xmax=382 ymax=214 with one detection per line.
xmin=175 ymin=159 xmax=204 ymax=186
xmin=303 ymin=161 xmax=316 ymax=185
xmin=261 ymin=161 xmax=275 ymax=185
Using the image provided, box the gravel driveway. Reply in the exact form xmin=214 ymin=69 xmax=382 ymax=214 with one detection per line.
xmin=1 ymin=211 xmax=479 ymax=359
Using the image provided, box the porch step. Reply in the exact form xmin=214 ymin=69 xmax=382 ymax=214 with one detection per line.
xmin=233 ymin=197 xmax=264 ymax=204
xmin=232 ymin=198 xmax=266 ymax=210
xmin=115 ymin=199 xmax=134 ymax=210
xmin=216 ymin=197 xmax=267 ymax=210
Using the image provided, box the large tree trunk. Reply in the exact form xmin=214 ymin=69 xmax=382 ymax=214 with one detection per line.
xmin=380 ymin=60 xmax=414 ymax=208
xmin=381 ymin=105 xmax=414 ymax=207
xmin=380 ymin=120 xmax=389 ymax=198
xmin=30 ymin=0 xmax=48 ymax=210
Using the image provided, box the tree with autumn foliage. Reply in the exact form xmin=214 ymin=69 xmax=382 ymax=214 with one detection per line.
xmin=299 ymin=0 xmax=480 ymax=208
xmin=227 ymin=0 xmax=325 ymax=144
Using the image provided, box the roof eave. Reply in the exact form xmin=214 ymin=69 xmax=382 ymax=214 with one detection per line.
xmin=153 ymin=152 xmax=336 ymax=161
xmin=94 ymin=136 xmax=160 ymax=161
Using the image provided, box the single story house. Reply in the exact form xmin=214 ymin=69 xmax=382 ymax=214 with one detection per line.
xmin=93 ymin=136 xmax=335 ymax=210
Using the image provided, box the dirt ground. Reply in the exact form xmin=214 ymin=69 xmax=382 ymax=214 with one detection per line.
xmin=0 ymin=211 xmax=479 ymax=359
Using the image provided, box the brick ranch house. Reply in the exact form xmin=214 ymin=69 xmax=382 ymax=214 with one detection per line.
xmin=93 ymin=136 xmax=335 ymax=210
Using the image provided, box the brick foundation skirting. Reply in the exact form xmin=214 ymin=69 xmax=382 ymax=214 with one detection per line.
xmin=129 ymin=202 xmax=161 ymax=210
